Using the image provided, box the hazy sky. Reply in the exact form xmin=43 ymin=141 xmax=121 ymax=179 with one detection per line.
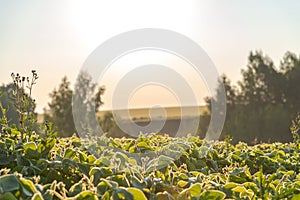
xmin=1 ymin=0 xmax=300 ymax=113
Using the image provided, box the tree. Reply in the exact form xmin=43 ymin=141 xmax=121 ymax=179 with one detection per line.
xmin=72 ymin=71 xmax=105 ymax=136
xmin=200 ymin=51 xmax=296 ymax=144
xmin=0 ymin=83 xmax=19 ymax=126
xmin=99 ymin=112 xmax=118 ymax=137
xmin=281 ymin=52 xmax=300 ymax=113
xmin=203 ymin=75 xmax=239 ymax=140
xmin=237 ymin=51 xmax=291 ymax=142
xmin=44 ymin=76 xmax=75 ymax=137
xmin=46 ymin=72 xmax=105 ymax=137
xmin=239 ymin=51 xmax=285 ymax=106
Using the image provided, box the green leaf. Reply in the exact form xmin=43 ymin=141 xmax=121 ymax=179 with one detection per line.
xmin=24 ymin=142 xmax=37 ymax=151
xmin=177 ymin=189 xmax=189 ymax=200
xmin=292 ymin=193 xmax=300 ymax=200
xmin=32 ymin=192 xmax=44 ymax=200
xmin=94 ymin=157 xmax=110 ymax=166
xmin=0 ymin=174 xmax=19 ymax=193
xmin=131 ymin=176 xmax=146 ymax=190
xmin=77 ymin=162 xmax=92 ymax=176
xmin=19 ymin=177 xmax=37 ymax=196
xmin=146 ymin=155 xmax=174 ymax=173
xmin=68 ymin=182 xmax=82 ymax=197
xmin=102 ymin=191 xmax=110 ymax=200
xmin=89 ymin=167 xmax=113 ymax=185
xmin=199 ymin=190 xmax=226 ymax=200
xmin=45 ymin=169 xmax=62 ymax=183
xmin=24 ymin=142 xmax=39 ymax=159
xmin=116 ymin=187 xmax=133 ymax=200
xmin=64 ymin=148 xmax=76 ymax=158
xmin=87 ymin=155 xmax=96 ymax=163
xmin=26 ymin=148 xmax=40 ymax=159
xmin=137 ymin=142 xmax=151 ymax=150
xmin=97 ymin=181 xmax=111 ymax=195
xmin=156 ymin=191 xmax=174 ymax=200
xmin=177 ymin=180 xmax=189 ymax=188
xmin=74 ymin=191 xmax=98 ymax=200
xmin=62 ymin=158 xmax=76 ymax=168
xmin=224 ymin=182 xmax=240 ymax=190
xmin=232 ymin=186 xmax=247 ymax=193
xmin=78 ymin=151 xmax=88 ymax=162
xmin=115 ymin=152 xmax=129 ymax=163
xmin=1 ymin=192 xmax=18 ymax=200
xmin=223 ymin=182 xmax=240 ymax=197
xmin=189 ymin=183 xmax=202 ymax=197
xmin=126 ymin=188 xmax=147 ymax=200
xmin=109 ymin=175 xmax=130 ymax=187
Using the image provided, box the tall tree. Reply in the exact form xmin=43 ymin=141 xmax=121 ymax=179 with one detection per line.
xmin=202 ymin=51 xmax=296 ymax=143
xmin=99 ymin=112 xmax=118 ymax=137
xmin=72 ymin=71 xmax=105 ymax=136
xmin=281 ymin=52 xmax=300 ymax=113
xmin=238 ymin=52 xmax=291 ymax=142
xmin=0 ymin=83 xmax=20 ymax=126
xmin=45 ymin=76 xmax=75 ymax=137
xmin=239 ymin=51 xmax=285 ymax=106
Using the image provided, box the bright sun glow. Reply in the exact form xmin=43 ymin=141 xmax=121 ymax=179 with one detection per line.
xmin=69 ymin=1 xmax=205 ymax=110
xmin=95 ymin=50 xmax=209 ymax=110
xmin=69 ymin=0 xmax=198 ymax=52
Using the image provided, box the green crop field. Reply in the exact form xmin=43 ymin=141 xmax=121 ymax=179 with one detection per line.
xmin=0 ymin=72 xmax=300 ymax=199
xmin=1 ymin=127 xmax=300 ymax=199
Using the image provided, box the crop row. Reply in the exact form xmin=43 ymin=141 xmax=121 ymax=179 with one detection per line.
xmin=0 ymin=129 xmax=300 ymax=199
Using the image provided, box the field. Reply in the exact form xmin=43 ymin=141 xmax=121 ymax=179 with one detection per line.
xmin=97 ymin=106 xmax=208 ymax=121
xmin=1 ymin=129 xmax=300 ymax=200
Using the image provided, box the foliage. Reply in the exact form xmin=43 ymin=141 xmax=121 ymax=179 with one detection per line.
xmin=99 ymin=112 xmax=118 ymax=137
xmin=44 ymin=77 xmax=76 ymax=137
xmin=291 ymin=113 xmax=300 ymax=148
xmin=0 ymin=130 xmax=300 ymax=199
xmin=203 ymin=51 xmax=300 ymax=144
xmin=45 ymin=72 xmax=105 ymax=137
xmin=0 ymin=83 xmax=20 ymax=126
xmin=70 ymin=71 xmax=105 ymax=136
xmin=0 ymin=71 xmax=38 ymax=141
xmin=0 ymin=72 xmax=38 ymax=131
xmin=11 ymin=71 xmax=38 ymax=133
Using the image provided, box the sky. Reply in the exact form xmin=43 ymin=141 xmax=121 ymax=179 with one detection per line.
xmin=0 ymin=0 xmax=300 ymax=113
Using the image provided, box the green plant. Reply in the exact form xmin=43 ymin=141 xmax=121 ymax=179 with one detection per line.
xmin=0 ymin=130 xmax=300 ymax=199
xmin=291 ymin=113 xmax=300 ymax=148
xmin=0 ymin=91 xmax=9 ymax=127
xmin=10 ymin=70 xmax=38 ymax=139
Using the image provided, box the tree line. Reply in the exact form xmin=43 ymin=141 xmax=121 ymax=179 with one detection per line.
xmin=200 ymin=51 xmax=300 ymax=143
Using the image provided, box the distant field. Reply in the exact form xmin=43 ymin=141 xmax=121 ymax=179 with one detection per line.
xmin=98 ymin=105 xmax=209 ymax=121
xmin=38 ymin=106 xmax=209 ymax=126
